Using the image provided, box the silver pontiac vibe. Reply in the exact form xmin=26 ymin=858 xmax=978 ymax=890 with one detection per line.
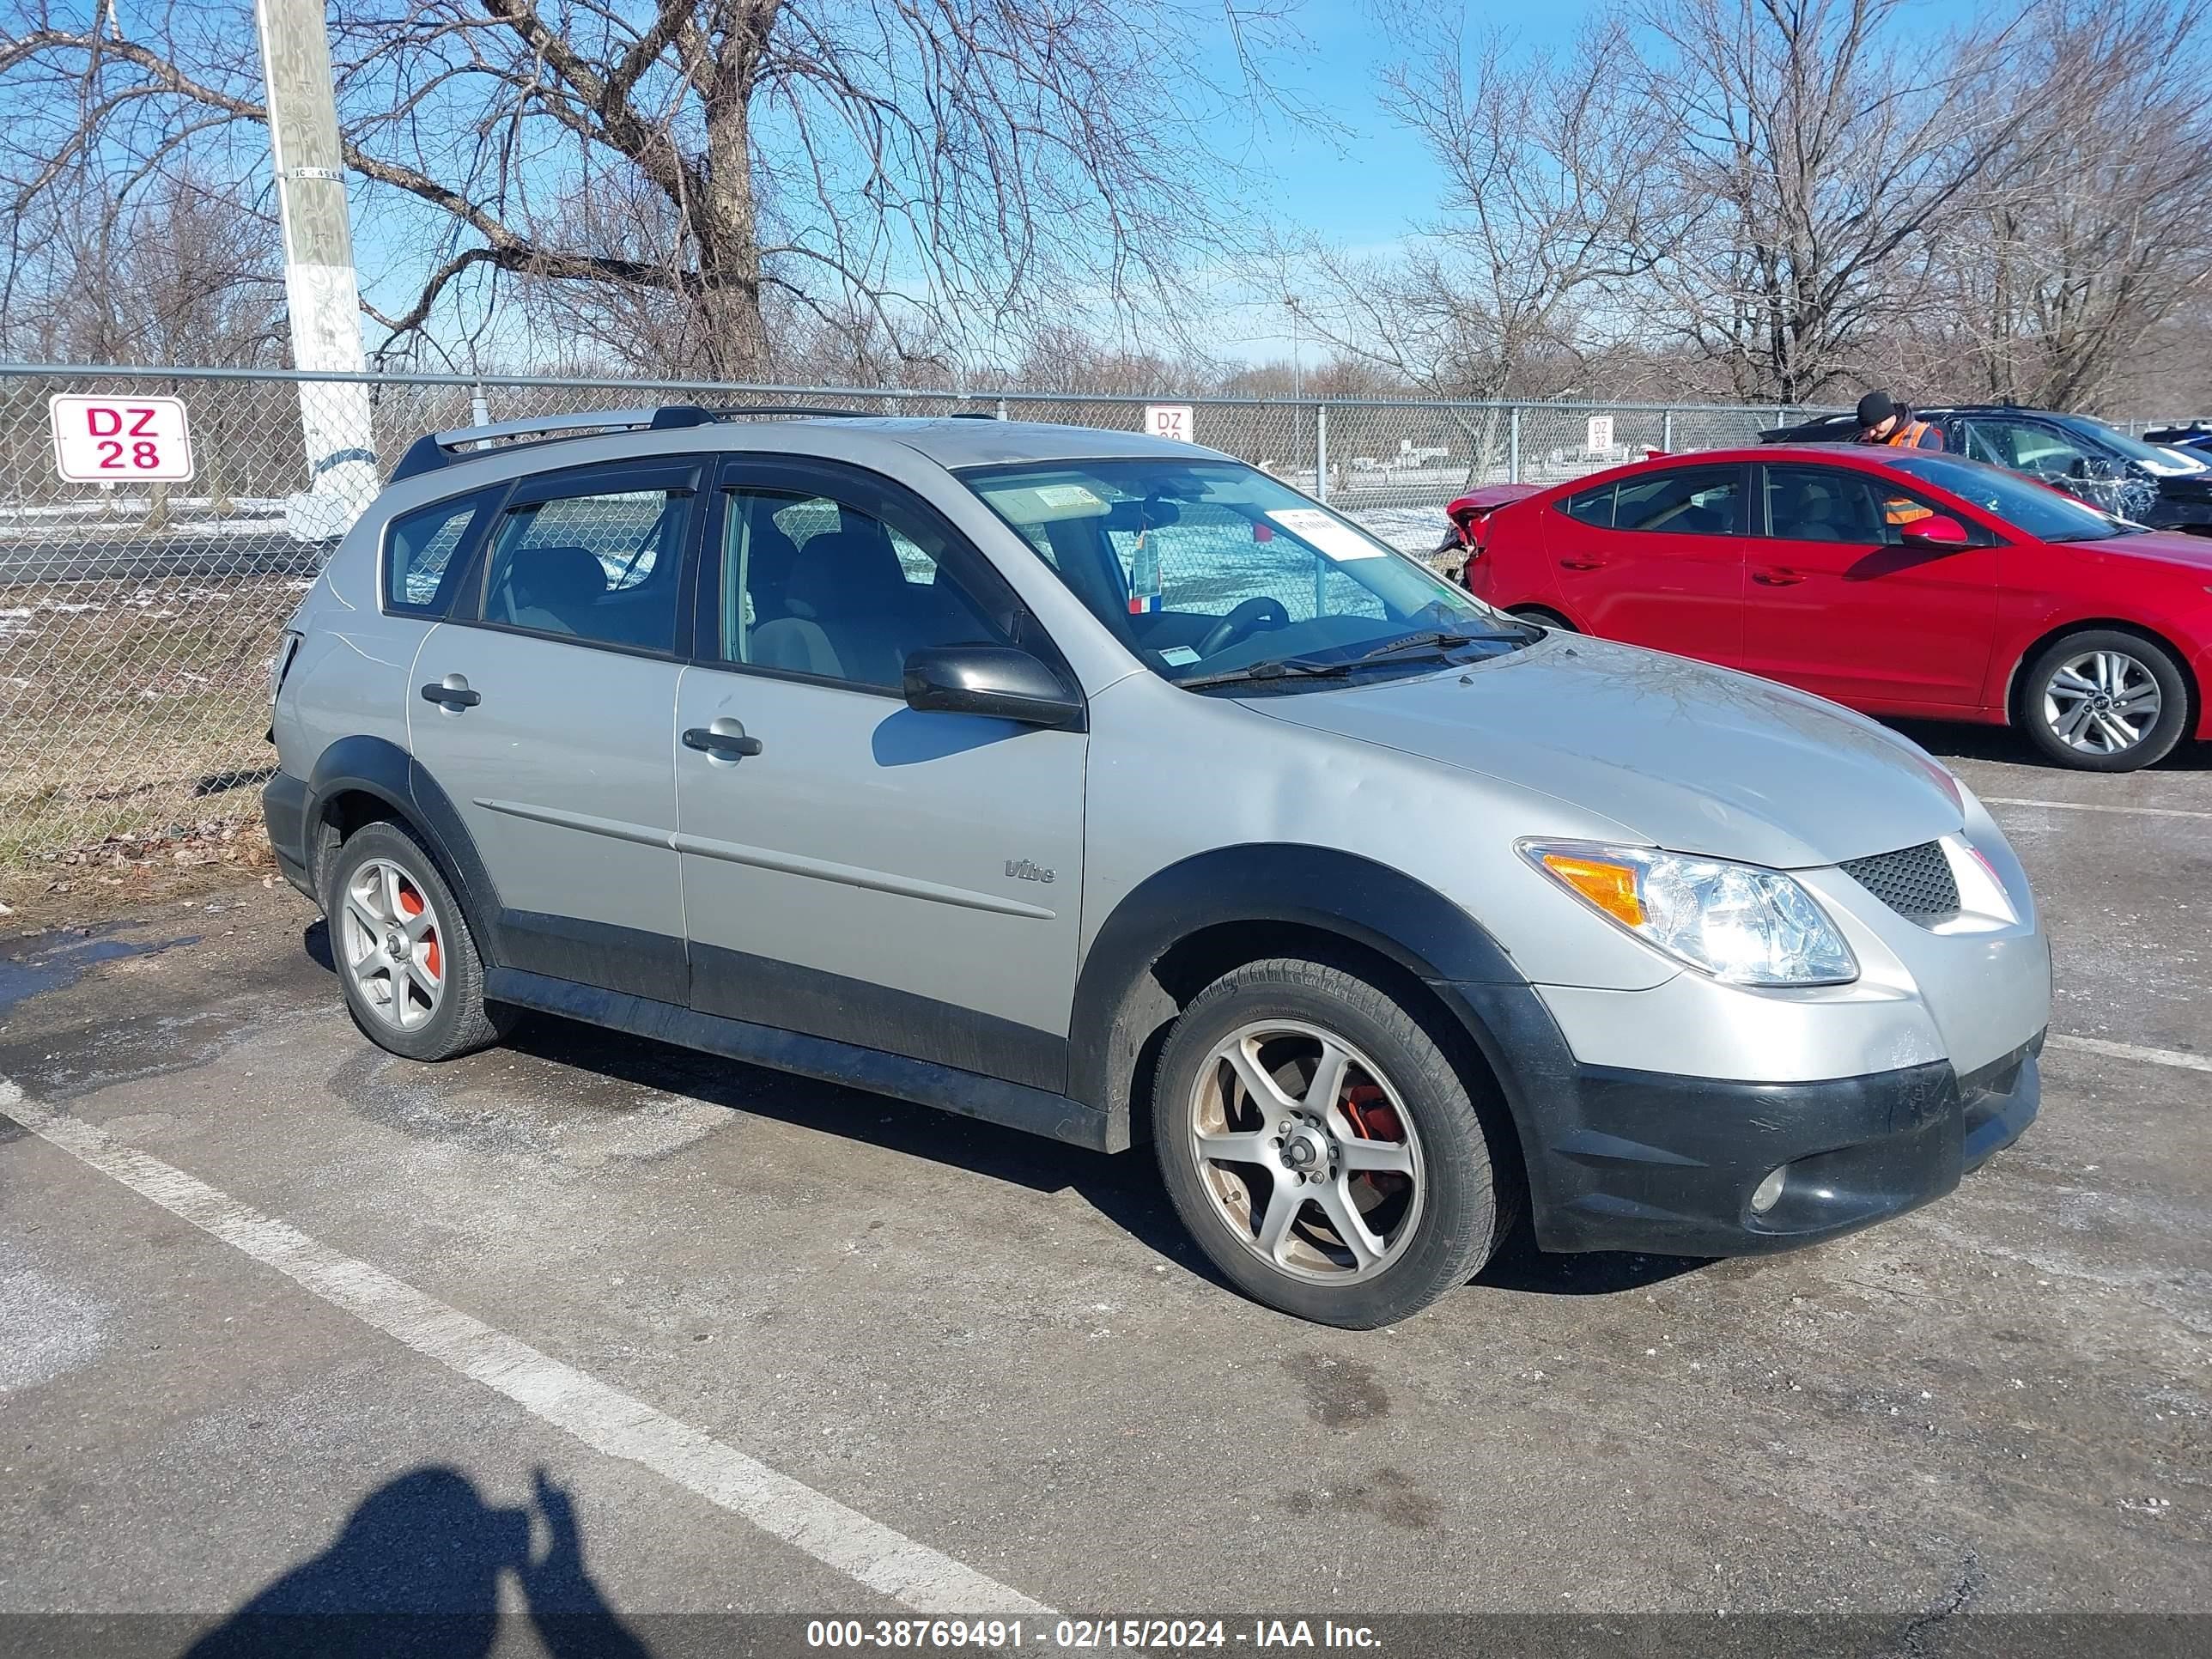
xmin=264 ymin=409 xmax=2049 ymax=1328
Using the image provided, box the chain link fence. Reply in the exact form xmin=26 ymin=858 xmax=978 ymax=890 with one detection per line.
xmin=0 ymin=363 xmax=1842 ymax=871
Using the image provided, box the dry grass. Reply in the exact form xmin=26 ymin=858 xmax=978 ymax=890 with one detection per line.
xmin=0 ymin=574 xmax=303 ymax=863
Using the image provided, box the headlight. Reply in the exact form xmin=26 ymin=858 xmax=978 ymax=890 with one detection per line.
xmin=1519 ymin=841 xmax=1858 ymax=987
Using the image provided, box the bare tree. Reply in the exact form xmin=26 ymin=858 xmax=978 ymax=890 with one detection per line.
xmin=0 ymin=0 xmax=1296 ymax=376
xmin=1288 ymin=20 xmax=1676 ymax=406
xmin=1631 ymin=0 xmax=2056 ymax=404
xmin=1 ymin=168 xmax=284 ymax=365
xmin=1931 ymin=0 xmax=2212 ymax=410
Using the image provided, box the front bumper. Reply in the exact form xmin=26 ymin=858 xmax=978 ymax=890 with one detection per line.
xmin=1437 ymin=981 xmax=2041 ymax=1256
xmin=2145 ymin=495 xmax=2212 ymax=532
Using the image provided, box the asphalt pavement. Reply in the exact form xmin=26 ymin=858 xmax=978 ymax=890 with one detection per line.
xmin=1 ymin=729 xmax=2208 ymax=1657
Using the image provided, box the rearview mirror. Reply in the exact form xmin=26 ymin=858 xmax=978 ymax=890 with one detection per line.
xmin=902 ymin=645 xmax=1084 ymax=728
xmin=1898 ymin=514 xmax=1971 ymax=549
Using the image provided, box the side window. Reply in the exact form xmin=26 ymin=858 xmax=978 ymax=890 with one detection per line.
xmin=721 ymin=489 xmax=1007 ymax=690
xmin=1973 ymin=421 xmax=2089 ymax=478
xmin=1557 ymin=484 xmax=1616 ymax=527
xmin=1765 ymin=466 xmax=1987 ymax=545
xmin=1610 ymin=468 xmax=1743 ymax=536
xmin=384 ymin=490 xmax=494 ymax=615
xmin=1104 ymin=497 xmax=1387 ymax=623
xmin=1762 ymin=467 xmax=1891 ymax=544
xmin=482 ymin=484 xmax=690 ymax=653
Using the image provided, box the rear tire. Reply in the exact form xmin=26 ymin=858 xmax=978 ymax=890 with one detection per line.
xmin=1152 ymin=958 xmax=1507 ymax=1328
xmin=324 ymin=819 xmax=513 ymax=1062
xmin=2017 ymin=629 xmax=2190 ymax=772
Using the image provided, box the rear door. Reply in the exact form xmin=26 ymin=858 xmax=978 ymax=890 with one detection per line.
xmin=407 ymin=459 xmax=701 ymax=1002
xmin=1738 ymin=461 xmax=2000 ymax=711
xmin=672 ymin=455 xmax=1088 ymax=1090
xmin=1545 ymin=463 xmax=1749 ymax=664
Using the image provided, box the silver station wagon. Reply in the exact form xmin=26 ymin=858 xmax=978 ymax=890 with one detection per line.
xmin=264 ymin=409 xmax=2051 ymax=1327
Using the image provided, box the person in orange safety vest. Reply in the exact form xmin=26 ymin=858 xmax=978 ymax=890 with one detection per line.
xmin=1855 ymin=391 xmax=1942 ymax=526
xmin=1856 ymin=390 xmax=1943 ymax=452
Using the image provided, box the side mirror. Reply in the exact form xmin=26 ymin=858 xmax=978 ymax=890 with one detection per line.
xmin=902 ymin=645 xmax=1084 ymax=728
xmin=1898 ymin=514 xmax=1971 ymax=549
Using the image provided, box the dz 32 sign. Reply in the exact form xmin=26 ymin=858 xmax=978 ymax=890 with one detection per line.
xmin=49 ymin=394 xmax=196 ymax=483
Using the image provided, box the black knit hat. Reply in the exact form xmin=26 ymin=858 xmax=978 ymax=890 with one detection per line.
xmin=1856 ymin=390 xmax=1898 ymax=427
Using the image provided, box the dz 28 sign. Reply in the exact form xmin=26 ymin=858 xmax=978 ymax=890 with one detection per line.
xmin=49 ymin=394 xmax=196 ymax=483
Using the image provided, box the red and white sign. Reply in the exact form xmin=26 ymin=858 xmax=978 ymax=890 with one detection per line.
xmin=49 ymin=394 xmax=195 ymax=483
xmin=1145 ymin=404 xmax=1195 ymax=443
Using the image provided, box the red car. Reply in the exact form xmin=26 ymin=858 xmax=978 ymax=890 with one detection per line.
xmin=1463 ymin=446 xmax=2212 ymax=770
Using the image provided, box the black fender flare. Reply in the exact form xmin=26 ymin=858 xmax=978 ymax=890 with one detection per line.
xmin=303 ymin=735 xmax=507 ymax=962
xmin=1066 ymin=844 xmax=1538 ymax=1142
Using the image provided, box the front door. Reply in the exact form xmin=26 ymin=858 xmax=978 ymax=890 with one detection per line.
xmin=673 ymin=457 xmax=1088 ymax=1091
xmin=406 ymin=459 xmax=701 ymax=1002
xmin=1738 ymin=462 xmax=2000 ymax=711
xmin=1547 ymin=463 xmax=1749 ymax=665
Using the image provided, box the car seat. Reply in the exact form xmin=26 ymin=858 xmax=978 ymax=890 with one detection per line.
xmin=750 ymin=527 xmax=917 ymax=685
xmin=501 ymin=544 xmax=607 ymax=635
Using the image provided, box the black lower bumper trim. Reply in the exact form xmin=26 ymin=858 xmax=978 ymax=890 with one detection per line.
xmin=1431 ymin=979 xmax=2040 ymax=1257
xmin=260 ymin=770 xmax=313 ymax=900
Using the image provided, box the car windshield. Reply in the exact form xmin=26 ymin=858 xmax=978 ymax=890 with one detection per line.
xmin=1887 ymin=453 xmax=2133 ymax=542
xmin=2054 ymin=415 xmax=2209 ymax=475
xmin=962 ymin=459 xmax=1526 ymax=689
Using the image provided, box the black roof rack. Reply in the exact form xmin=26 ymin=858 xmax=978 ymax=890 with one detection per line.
xmin=390 ymin=403 xmax=877 ymax=481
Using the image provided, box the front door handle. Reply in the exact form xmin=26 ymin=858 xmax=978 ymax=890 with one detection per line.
xmin=1753 ymin=568 xmax=1806 ymax=586
xmin=421 ymin=676 xmax=480 ymax=710
xmin=1559 ymin=557 xmax=1607 ymax=571
xmin=684 ymin=719 xmax=763 ymax=763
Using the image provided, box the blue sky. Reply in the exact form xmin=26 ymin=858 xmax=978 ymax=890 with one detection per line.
xmin=1207 ymin=0 xmax=1599 ymax=360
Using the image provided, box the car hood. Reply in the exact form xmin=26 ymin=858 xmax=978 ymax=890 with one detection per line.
xmin=2090 ymin=528 xmax=2212 ymax=569
xmin=1241 ymin=635 xmax=1963 ymax=869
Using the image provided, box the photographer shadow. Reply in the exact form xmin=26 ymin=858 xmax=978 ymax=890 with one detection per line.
xmin=183 ymin=1465 xmax=650 ymax=1659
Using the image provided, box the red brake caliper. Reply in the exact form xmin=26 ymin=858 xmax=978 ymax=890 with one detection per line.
xmin=1340 ymin=1084 xmax=1408 ymax=1195
xmin=397 ymin=884 xmax=439 ymax=981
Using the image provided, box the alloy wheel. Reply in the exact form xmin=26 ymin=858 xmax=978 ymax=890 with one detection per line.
xmin=1187 ymin=1019 xmax=1425 ymax=1283
xmin=339 ymin=857 xmax=445 ymax=1031
xmin=2042 ymin=649 xmax=2162 ymax=757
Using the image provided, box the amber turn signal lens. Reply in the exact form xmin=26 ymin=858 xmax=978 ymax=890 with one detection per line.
xmin=1539 ymin=852 xmax=1644 ymax=927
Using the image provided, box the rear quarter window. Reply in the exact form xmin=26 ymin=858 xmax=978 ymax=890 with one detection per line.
xmin=384 ymin=489 xmax=497 ymax=616
xmin=1557 ymin=484 xmax=1616 ymax=527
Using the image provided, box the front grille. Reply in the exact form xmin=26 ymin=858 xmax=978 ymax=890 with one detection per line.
xmin=1839 ymin=841 xmax=1960 ymax=923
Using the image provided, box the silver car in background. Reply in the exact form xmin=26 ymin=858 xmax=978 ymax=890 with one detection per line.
xmin=264 ymin=409 xmax=2050 ymax=1327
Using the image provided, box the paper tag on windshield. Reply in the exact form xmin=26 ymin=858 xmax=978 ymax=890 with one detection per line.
xmin=1267 ymin=507 xmax=1385 ymax=561
xmin=1159 ymin=646 xmax=1200 ymax=666
xmin=1035 ymin=483 xmax=1102 ymax=509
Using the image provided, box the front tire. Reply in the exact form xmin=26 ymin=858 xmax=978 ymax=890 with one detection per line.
xmin=325 ymin=819 xmax=513 ymax=1061
xmin=2018 ymin=629 xmax=2190 ymax=771
xmin=1510 ymin=606 xmax=1576 ymax=632
xmin=1152 ymin=958 xmax=1506 ymax=1328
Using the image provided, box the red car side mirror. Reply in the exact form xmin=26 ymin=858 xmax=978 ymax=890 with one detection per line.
xmin=1898 ymin=514 xmax=1970 ymax=549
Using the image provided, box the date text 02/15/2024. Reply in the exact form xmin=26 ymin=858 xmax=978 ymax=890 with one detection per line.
xmin=804 ymin=1620 xmax=1382 ymax=1650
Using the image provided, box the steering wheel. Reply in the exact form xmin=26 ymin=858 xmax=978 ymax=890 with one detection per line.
xmin=1196 ymin=596 xmax=1291 ymax=658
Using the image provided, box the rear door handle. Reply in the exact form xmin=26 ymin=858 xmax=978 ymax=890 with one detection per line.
xmin=684 ymin=720 xmax=763 ymax=762
xmin=1558 ymin=557 xmax=1607 ymax=571
xmin=420 ymin=677 xmax=480 ymax=710
xmin=1753 ymin=568 xmax=1805 ymax=586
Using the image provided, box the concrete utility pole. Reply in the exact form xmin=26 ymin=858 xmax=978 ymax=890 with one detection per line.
xmin=253 ymin=0 xmax=379 ymax=538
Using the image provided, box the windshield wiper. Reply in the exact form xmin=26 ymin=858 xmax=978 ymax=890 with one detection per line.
xmin=1177 ymin=657 xmax=1358 ymax=690
xmin=1350 ymin=626 xmax=1530 ymax=664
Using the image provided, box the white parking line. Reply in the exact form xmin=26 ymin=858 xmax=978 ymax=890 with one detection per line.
xmin=1984 ymin=796 xmax=2212 ymax=822
xmin=0 ymin=1078 xmax=1051 ymax=1618
xmin=2045 ymin=1034 xmax=2212 ymax=1074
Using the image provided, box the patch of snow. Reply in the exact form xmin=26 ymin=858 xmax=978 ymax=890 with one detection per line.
xmin=1346 ymin=507 xmax=1452 ymax=556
